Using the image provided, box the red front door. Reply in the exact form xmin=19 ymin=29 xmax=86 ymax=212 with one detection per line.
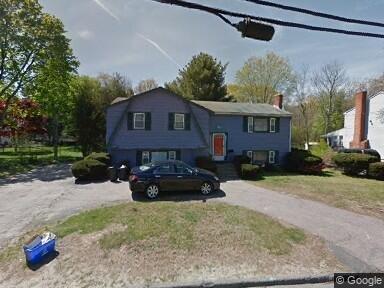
xmin=213 ymin=133 xmax=225 ymax=160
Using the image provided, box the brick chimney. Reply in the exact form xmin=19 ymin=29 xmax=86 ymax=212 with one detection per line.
xmin=273 ymin=93 xmax=283 ymax=109
xmin=350 ymin=91 xmax=369 ymax=149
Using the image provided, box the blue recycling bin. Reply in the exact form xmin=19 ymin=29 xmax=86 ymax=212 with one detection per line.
xmin=23 ymin=233 xmax=56 ymax=264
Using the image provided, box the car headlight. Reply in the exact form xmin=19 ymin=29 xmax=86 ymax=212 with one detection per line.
xmin=214 ymin=176 xmax=219 ymax=181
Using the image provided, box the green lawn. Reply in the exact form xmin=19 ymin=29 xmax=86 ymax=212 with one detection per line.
xmin=251 ymin=169 xmax=384 ymax=219
xmin=0 ymin=145 xmax=82 ymax=178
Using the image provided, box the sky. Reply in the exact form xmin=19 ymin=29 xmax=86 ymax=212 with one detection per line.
xmin=39 ymin=0 xmax=384 ymax=87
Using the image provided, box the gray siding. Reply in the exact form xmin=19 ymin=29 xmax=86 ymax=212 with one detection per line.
xmin=210 ymin=115 xmax=291 ymax=163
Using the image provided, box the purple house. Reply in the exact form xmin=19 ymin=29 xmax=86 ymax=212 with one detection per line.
xmin=106 ymin=87 xmax=291 ymax=167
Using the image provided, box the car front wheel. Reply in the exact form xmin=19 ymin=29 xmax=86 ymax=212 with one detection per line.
xmin=146 ymin=184 xmax=159 ymax=199
xmin=200 ymin=182 xmax=213 ymax=195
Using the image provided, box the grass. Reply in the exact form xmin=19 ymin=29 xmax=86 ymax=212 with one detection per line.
xmin=0 ymin=145 xmax=82 ymax=178
xmin=50 ymin=202 xmax=305 ymax=255
xmin=251 ymin=168 xmax=384 ymax=219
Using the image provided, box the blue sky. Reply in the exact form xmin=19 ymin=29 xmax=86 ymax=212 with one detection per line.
xmin=40 ymin=0 xmax=384 ymax=86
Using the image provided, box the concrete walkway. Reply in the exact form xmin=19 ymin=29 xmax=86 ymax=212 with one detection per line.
xmin=220 ymin=180 xmax=384 ymax=272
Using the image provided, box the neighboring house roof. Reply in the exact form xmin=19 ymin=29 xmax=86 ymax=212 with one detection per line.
xmin=111 ymin=97 xmax=128 ymax=105
xmin=323 ymin=128 xmax=345 ymax=137
xmin=192 ymin=100 xmax=292 ymax=117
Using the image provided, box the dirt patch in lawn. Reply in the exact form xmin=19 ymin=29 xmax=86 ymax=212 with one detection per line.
xmin=0 ymin=202 xmax=346 ymax=287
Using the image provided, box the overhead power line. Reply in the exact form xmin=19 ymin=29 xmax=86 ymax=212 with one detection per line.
xmin=152 ymin=0 xmax=384 ymax=39
xmin=242 ymin=0 xmax=384 ymax=28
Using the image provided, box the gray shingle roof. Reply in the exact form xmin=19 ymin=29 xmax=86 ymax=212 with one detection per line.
xmin=192 ymin=100 xmax=292 ymax=117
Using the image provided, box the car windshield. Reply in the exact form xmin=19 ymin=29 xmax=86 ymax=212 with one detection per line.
xmin=4 ymin=0 xmax=383 ymax=287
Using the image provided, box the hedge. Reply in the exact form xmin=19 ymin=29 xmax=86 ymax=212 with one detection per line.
xmin=233 ymin=155 xmax=251 ymax=175
xmin=195 ymin=156 xmax=217 ymax=172
xmin=85 ymin=152 xmax=111 ymax=165
xmin=368 ymin=162 xmax=384 ymax=180
xmin=332 ymin=153 xmax=378 ymax=176
xmin=241 ymin=164 xmax=260 ymax=179
xmin=285 ymin=149 xmax=324 ymax=174
xmin=72 ymin=158 xmax=108 ymax=180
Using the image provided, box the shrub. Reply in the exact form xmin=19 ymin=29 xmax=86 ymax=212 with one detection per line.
xmin=241 ymin=164 xmax=260 ymax=179
xmin=85 ymin=152 xmax=111 ymax=165
xmin=195 ymin=156 xmax=217 ymax=172
xmin=332 ymin=153 xmax=378 ymax=176
xmin=285 ymin=149 xmax=324 ymax=174
xmin=368 ymin=162 xmax=384 ymax=180
xmin=72 ymin=158 xmax=108 ymax=180
xmin=233 ymin=155 xmax=251 ymax=175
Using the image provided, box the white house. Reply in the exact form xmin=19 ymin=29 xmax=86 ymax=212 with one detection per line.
xmin=325 ymin=91 xmax=384 ymax=160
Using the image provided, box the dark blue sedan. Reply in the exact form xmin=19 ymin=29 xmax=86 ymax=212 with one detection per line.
xmin=129 ymin=160 xmax=220 ymax=199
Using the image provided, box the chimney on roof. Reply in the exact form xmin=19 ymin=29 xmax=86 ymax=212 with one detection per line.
xmin=350 ymin=91 xmax=370 ymax=149
xmin=273 ymin=93 xmax=283 ymax=109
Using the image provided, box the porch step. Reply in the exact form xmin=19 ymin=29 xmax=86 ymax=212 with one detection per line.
xmin=216 ymin=162 xmax=239 ymax=182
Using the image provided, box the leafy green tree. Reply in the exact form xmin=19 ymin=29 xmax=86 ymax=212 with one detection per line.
xmin=0 ymin=0 xmax=76 ymax=125
xmin=234 ymin=52 xmax=295 ymax=104
xmin=98 ymin=72 xmax=134 ymax=104
xmin=166 ymin=53 xmax=228 ymax=101
xmin=72 ymin=76 xmax=104 ymax=156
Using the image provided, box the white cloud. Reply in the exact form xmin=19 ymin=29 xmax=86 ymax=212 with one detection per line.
xmin=92 ymin=0 xmax=120 ymax=21
xmin=78 ymin=29 xmax=94 ymax=40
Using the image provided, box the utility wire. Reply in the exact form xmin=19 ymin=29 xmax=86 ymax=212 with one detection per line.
xmin=242 ymin=0 xmax=384 ymax=28
xmin=152 ymin=0 xmax=384 ymax=39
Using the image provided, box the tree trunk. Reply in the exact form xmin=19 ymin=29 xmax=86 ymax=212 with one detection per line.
xmin=52 ymin=116 xmax=59 ymax=161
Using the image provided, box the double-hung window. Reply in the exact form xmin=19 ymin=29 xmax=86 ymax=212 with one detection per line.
xmin=253 ymin=118 xmax=269 ymax=132
xmin=133 ymin=113 xmax=145 ymax=129
xmin=168 ymin=151 xmax=176 ymax=160
xmin=174 ymin=113 xmax=185 ymax=130
xmin=270 ymin=118 xmax=276 ymax=133
xmin=268 ymin=151 xmax=276 ymax=164
xmin=247 ymin=117 xmax=253 ymax=133
xmin=142 ymin=151 xmax=150 ymax=164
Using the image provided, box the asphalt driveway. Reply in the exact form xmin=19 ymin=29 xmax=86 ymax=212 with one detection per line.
xmin=0 ymin=164 xmax=131 ymax=248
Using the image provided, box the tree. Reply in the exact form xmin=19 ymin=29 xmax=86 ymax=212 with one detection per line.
xmin=72 ymin=76 xmax=104 ymax=156
xmin=165 ymin=53 xmax=228 ymax=101
xmin=134 ymin=79 xmax=158 ymax=94
xmin=312 ymin=62 xmax=349 ymax=134
xmin=0 ymin=0 xmax=75 ymax=125
xmin=234 ymin=52 xmax=295 ymax=104
xmin=98 ymin=72 xmax=134 ymax=105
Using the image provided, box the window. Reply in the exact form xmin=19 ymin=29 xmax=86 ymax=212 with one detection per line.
xmin=151 ymin=151 xmax=168 ymax=162
xmin=174 ymin=113 xmax=185 ymax=130
xmin=247 ymin=117 xmax=253 ymax=133
xmin=270 ymin=118 xmax=276 ymax=133
xmin=175 ymin=162 xmax=192 ymax=174
xmin=134 ymin=113 xmax=145 ymax=129
xmin=254 ymin=118 xmax=268 ymax=132
xmin=269 ymin=151 xmax=276 ymax=164
xmin=253 ymin=151 xmax=268 ymax=163
xmin=154 ymin=163 xmax=173 ymax=174
xmin=168 ymin=151 xmax=176 ymax=160
xmin=142 ymin=151 xmax=150 ymax=164
xmin=246 ymin=151 xmax=253 ymax=162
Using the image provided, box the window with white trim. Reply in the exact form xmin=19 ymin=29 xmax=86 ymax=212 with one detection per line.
xmin=247 ymin=117 xmax=253 ymax=133
xmin=253 ymin=151 xmax=268 ymax=163
xmin=246 ymin=151 xmax=253 ymax=162
xmin=168 ymin=151 xmax=176 ymax=160
xmin=174 ymin=113 xmax=185 ymax=130
xmin=134 ymin=113 xmax=145 ymax=129
xmin=270 ymin=118 xmax=276 ymax=133
xmin=142 ymin=151 xmax=150 ymax=164
xmin=269 ymin=151 xmax=276 ymax=164
xmin=254 ymin=118 xmax=268 ymax=132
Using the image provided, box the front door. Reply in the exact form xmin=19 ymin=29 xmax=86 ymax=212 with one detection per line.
xmin=212 ymin=133 xmax=226 ymax=161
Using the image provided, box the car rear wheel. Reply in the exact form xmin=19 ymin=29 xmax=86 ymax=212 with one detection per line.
xmin=200 ymin=182 xmax=213 ymax=195
xmin=146 ymin=184 xmax=159 ymax=199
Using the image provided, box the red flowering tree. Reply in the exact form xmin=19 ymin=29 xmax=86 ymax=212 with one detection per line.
xmin=0 ymin=99 xmax=47 ymax=149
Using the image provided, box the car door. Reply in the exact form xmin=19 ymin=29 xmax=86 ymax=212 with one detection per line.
xmin=174 ymin=162 xmax=202 ymax=191
xmin=153 ymin=163 xmax=178 ymax=191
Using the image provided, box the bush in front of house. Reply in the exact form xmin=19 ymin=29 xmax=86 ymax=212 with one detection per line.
xmin=240 ymin=164 xmax=260 ymax=179
xmin=285 ymin=149 xmax=324 ymax=174
xmin=233 ymin=155 xmax=251 ymax=175
xmin=332 ymin=153 xmax=378 ymax=176
xmin=368 ymin=162 xmax=384 ymax=180
xmin=72 ymin=158 xmax=108 ymax=180
xmin=85 ymin=152 xmax=111 ymax=165
xmin=195 ymin=156 xmax=217 ymax=172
